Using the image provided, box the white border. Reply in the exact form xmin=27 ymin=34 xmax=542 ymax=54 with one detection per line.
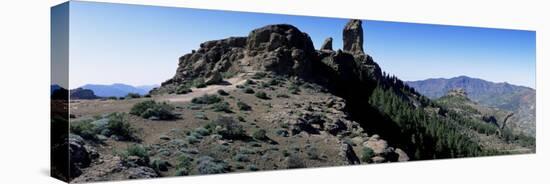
xmin=0 ymin=0 xmax=547 ymax=183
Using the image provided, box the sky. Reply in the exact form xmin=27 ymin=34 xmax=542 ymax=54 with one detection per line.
xmin=64 ymin=1 xmax=536 ymax=89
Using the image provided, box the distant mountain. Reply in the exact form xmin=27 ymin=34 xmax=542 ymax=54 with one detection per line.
xmin=80 ymin=83 xmax=159 ymax=97
xmin=51 ymin=84 xmax=62 ymax=94
xmin=406 ymin=76 xmax=535 ymax=136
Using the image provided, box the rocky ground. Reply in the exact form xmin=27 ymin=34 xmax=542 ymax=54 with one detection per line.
xmin=69 ymin=73 xmax=408 ymax=182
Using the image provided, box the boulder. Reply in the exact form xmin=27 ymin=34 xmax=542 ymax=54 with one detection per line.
xmin=363 ymin=137 xmax=388 ymax=155
xmin=69 ymin=134 xmax=91 ymax=177
xmin=127 ymin=166 xmax=158 ymax=179
xmin=371 ymin=156 xmax=386 ymax=163
xmin=320 ymin=37 xmax=333 ymax=50
xmin=339 ymin=142 xmax=360 ymax=165
xmin=395 ymin=148 xmax=410 ymax=162
xmin=246 ymin=24 xmax=315 ymax=53
xmin=343 ymin=19 xmax=364 ymax=54
xmin=205 ymin=72 xmax=223 ymax=85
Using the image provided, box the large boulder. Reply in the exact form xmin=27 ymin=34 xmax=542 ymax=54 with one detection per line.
xmin=69 ymin=134 xmax=91 ymax=178
xmin=343 ymin=19 xmax=364 ymax=54
xmin=339 ymin=142 xmax=360 ymax=165
xmin=246 ymin=24 xmax=315 ymax=53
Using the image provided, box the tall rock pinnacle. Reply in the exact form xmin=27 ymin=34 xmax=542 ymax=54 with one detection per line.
xmin=343 ymin=19 xmax=364 ymax=54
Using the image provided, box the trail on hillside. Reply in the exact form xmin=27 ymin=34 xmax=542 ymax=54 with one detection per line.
xmin=156 ymin=74 xmax=248 ymax=103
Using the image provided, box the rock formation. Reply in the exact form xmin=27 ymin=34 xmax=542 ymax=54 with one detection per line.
xmin=154 ymin=19 xmax=381 ymax=97
xmin=343 ymin=19 xmax=364 ymax=54
xmin=320 ymin=37 xmax=333 ymax=50
xmin=70 ymin=88 xmax=98 ymax=100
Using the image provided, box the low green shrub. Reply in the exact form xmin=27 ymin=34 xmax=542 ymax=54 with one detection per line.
xmin=176 ymin=85 xmax=192 ymax=94
xmin=288 ymin=84 xmax=300 ymax=94
xmin=191 ymin=94 xmax=222 ymax=104
xmin=251 ymin=72 xmax=267 ymax=79
xmin=276 ymin=93 xmax=290 ymax=98
xmin=361 ymin=147 xmax=375 ymax=163
xmin=217 ymin=89 xmax=229 ymax=96
xmin=237 ymin=101 xmax=251 ymax=111
xmin=212 ymin=102 xmax=232 ymax=113
xmin=197 ymin=156 xmax=229 ymax=174
xmin=243 ymin=87 xmax=255 ymax=94
xmin=70 ymin=119 xmax=97 ymax=140
xmin=130 ymin=100 xmax=176 ymax=120
xmin=120 ymin=144 xmax=149 ymax=161
xmin=209 ymin=116 xmax=246 ymax=139
xmin=106 ymin=113 xmax=136 ymax=141
xmin=254 ymin=91 xmax=269 ymax=100
xmin=252 ymin=129 xmax=268 ymax=141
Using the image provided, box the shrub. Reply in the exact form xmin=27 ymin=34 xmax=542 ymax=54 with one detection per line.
xmin=186 ymin=135 xmax=200 ymax=144
xmin=276 ymin=93 xmax=290 ymax=98
xmin=252 ymin=129 xmax=268 ymax=141
xmin=191 ymin=94 xmax=222 ymax=104
xmin=210 ymin=116 xmax=246 ymax=139
xmin=197 ymin=156 xmax=229 ymax=174
xmin=251 ymin=72 xmax=267 ymax=79
xmin=176 ymin=85 xmax=192 ymax=94
xmin=193 ymin=78 xmax=207 ymax=88
xmin=130 ymin=100 xmax=176 ymax=120
xmin=106 ymin=113 xmax=136 ymax=141
xmin=194 ymin=127 xmax=211 ymax=136
xmin=254 ymin=91 xmax=269 ymax=100
xmin=123 ymin=144 xmax=149 ymax=159
xmin=126 ymin=93 xmax=141 ymax=99
xmin=288 ymin=84 xmax=300 ymax=94
xmin=245 ymin=79 xmax=256 ymax=85
xmin=217 ymin=89 xmax=229 ymax=96
xmin=150 ymin=158 xmax=170 ymax=172
xmin=233 ymin=153 xmax=249 ymax=162
xmin=246 ymin=164 xmax=258 ymax=171
xmin=107 ymin=96 xmax=118 ymax=100
xmin=70 ymin=119 xmax=97 ymax=140
xmin=175 ymin=168 xmax=189 ymax=176
xmin=267 ymin=79 xmax=280 ymax=86
xmin=361 ymin=147 xmax=375 ymax=163
xmin=212 ymin=102 xmax=232 ymax=113
xmin=222 ymin=71 xmax=237 ymax=78
xmin=242 ymin=87 xmax=255 ymax=94
xmin=176 ymin=154 xmax=193 ymax=171
xmin=237 ymin=101 xmax=251 ymax=111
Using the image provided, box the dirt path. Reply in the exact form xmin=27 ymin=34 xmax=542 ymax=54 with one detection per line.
xmin=155 ymin=74 xmax=248 ymax=103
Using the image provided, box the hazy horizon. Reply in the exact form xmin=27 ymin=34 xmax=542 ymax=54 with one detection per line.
xmin=65 ymin=1 xmax=536 ymax=89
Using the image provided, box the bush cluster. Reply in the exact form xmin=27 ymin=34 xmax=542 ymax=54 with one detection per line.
xmin=191 ymin=94 xmax=222 ymax=104
xmin=130 ymin=100 xmax=176 ymax=120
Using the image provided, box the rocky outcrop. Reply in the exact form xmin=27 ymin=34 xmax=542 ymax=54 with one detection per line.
xmin=69 ymin=134 xmax=92 ymax=178
xmin=343 ymin=19 xmax=364 ymax=54
xmin=70 ymin=88 xmax=98 ymax=100
xmin=320 ymin=37 xmax=333 ymax=50
xmin=339 ymin=142 xmax=360 ymax=165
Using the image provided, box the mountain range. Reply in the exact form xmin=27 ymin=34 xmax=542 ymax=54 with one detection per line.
xmin=78 ymin=83 xmax=159 ymax=97
xmin=406 ymin=76 xmax=535 ymax=136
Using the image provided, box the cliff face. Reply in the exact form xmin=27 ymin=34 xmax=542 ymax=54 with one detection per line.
xmin=152 ymin=20 xmax=381 ymax=96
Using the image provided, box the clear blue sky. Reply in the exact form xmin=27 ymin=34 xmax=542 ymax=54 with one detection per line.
xmin=66 ymin=1 xmax=536 ymax=88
